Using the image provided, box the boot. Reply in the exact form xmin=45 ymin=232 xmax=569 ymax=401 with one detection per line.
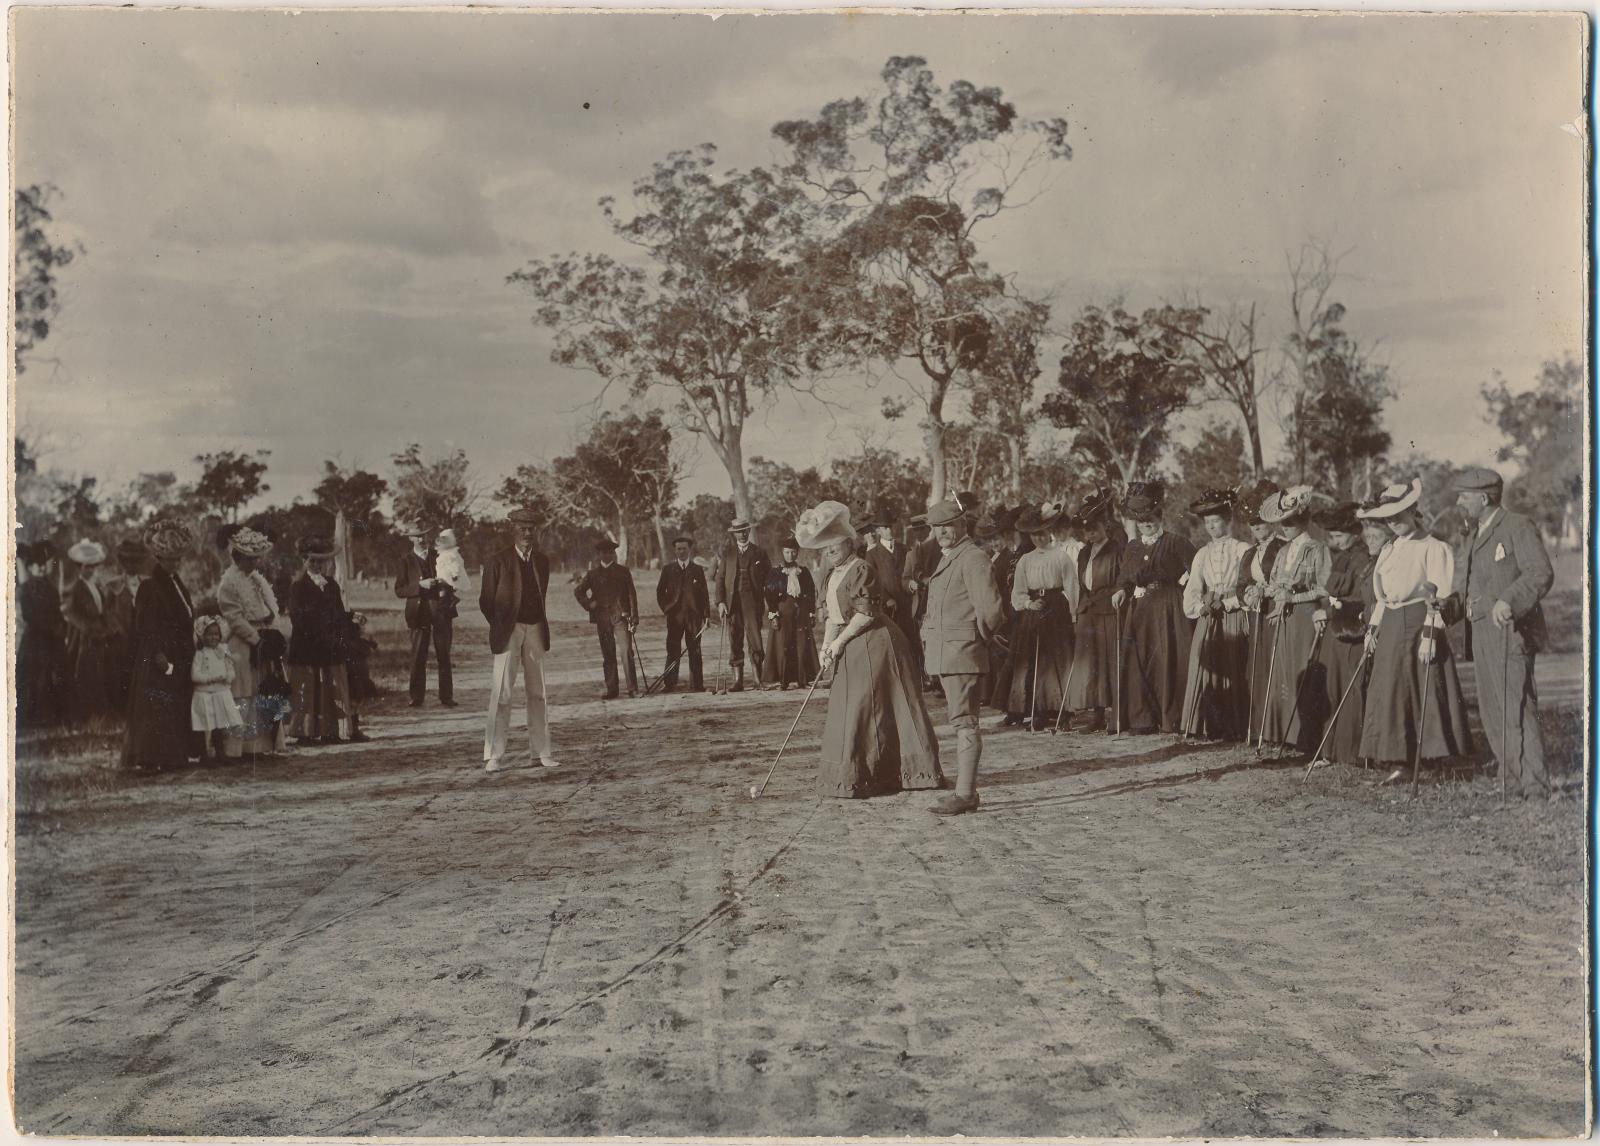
xmin=730 ymin=664 xmax=745 ymax=693
xmin=932 ymin=725 xmax=982 ymax=815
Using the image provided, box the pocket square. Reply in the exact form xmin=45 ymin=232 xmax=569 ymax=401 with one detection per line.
xmin=1494 ymin=543 xmax=1506 ymax=562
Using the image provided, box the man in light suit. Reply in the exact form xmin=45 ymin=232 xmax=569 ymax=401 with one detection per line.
xmin=1450 ymin=467 xmax=1556 ymax=799
xmin=480 ymin=507 xmax=561 ymax=773
xmin=921 ymin=498 xmax=1007 ymax=816
xmin=656 ymin=536 xmax=709 ymax=693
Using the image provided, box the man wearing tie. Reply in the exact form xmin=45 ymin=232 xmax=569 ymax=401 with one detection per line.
xmin=864 ymin=513 xmax=915 ymax=648
xmin=656 ymin=536 xmax=709 ymax=693
xmin=479 ymin=507 xmax=561 ymax=773
xmin=574 ymin=538 xmax=640 ymax=699
xmin=1450 ymin=467 xmax=1556 ymax=800
xmin=713 ymin=518 xmax=772 ymax=692
xmin=394 ymin=524 xmax=454 ymax=708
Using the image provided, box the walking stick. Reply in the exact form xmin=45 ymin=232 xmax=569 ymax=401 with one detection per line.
xmin=1255 ymin=606 xmax=1284 ymax=755
xmin=1500 ymin=630 xmax=1510 ymax=805
xmin=748 ymin=667 xmax=827 ymax=799
xmin=1410 ymin=591 xmax=1442 ymax=798
xmin=1053 ymin=634 xmax=1079 ymax=735
xmin=1026 ymin=622 xmax=1042 ymax=732
xmin=1112 ymin=602 xmax=1125 ymax=737
xmin=1278 ymin=628 xmax=1325 ymax=754
xmin=1304 ymin=644 xmax=1371 ymax=781
xmin=714 ymin=615 xmax=727 ymax=695
xmin=1246 ymin=605 xmax=1262 ymax=743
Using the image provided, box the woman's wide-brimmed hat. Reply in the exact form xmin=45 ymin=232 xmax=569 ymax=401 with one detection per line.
xmin=193 ymin=613 xmax=228 ymax=641
xmin=1315 ymin=501 xmax=1362 ymax=534
xmin=1076 ymin=488 xmax=1114 ymax=525
xmin=298 ymin=536 xmax=336 ymax=560
xmin=1259 ymin=484 xmax=1318 ymax=524
xmin=67 ymin=540 xmax=107 ymax=566
xmin=972 ymin=508 xmax=1009 ymax=540
xmin=1012 ymin=503 xmax=1047 ymax=534
xmin=1357 ymin=478 xmax=1423 ymax=520
xmin=228 ymin=527 xmax=273 ymax=557
xmin=1232 ymin=478 xmax=1279 ymax=525
xmin=794 ymin=501 xmax=856 ymax=550
xmin=1189 ymin=488 xmax=1237 ymax=517
xmin=144 ymin=519 xmax=194 ymax=559
xmin=1121 ymin=480 xmax=1166 ymax=522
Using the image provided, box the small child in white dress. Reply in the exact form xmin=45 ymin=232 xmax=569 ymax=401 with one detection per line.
xmin=434 ymin=528 xmax=470 ymax=620
xmin=191 ymin=614 xmax=243 ymax=759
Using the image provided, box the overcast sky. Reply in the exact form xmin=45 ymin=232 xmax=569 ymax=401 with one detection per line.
xmin=12 ymin=10 xmax=1586 ymax=513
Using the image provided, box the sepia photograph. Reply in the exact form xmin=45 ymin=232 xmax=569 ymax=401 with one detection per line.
xmin=8 ymin=7 xmax=1591 ymax=1139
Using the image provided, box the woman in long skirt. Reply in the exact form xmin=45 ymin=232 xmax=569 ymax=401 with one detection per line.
xmin=1255 ymin=486 xmax=1332 ymax=754
xmin=287 ymin=537 xmax=352 ymax=744
xmin=62 ymin=540 xmax=116 ymax=727
xmin=1312 ymin=503 xmax=1375 ymax=765
xmin=123 ymin=520 xmax=199 ymax=769
xmin=1357 ymin=480 xmax=1473 ymax=775
xmin=1180 ymin=490 xmax=1251 ymax=740
xmin=1004 ymin=503 xmax=1076 ymax=730
xmin=217 ymin=527 xmax=289 ymax=758
xmin=1235 ymin=482 xmax=1285 ymax=744
xmin=1112 ymin=481 xmax=1196 ymax=734
xmin=763 ymin=537 xmax=820 ymax=689
xmin=799 ymin=501 xmax=943 ymax=799
xmin=1066 ymin=489 xmax=1124 ymax=732
xmin=16 ymin=542 xmax=67 ymax=730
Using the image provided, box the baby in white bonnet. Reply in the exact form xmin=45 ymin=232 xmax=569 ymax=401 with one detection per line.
xmin=434 ymin=529 xmax=470 ymax=613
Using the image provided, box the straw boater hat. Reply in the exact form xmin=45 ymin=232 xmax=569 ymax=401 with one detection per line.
xmin=1357 ymin=478 xmax=1423 ymax=520
xmin=1259 ymin=485 xmax=1317 ymax=524
xmin=67 ymin=540 xmax=107 ymax=567
xmin=1315 ymin=502 xmax=1361 ymax=535
xmin=144 ymin=519 xmax=194 ymax=560
xmin=1189 ymin=488 xmax=1236 ymax=517
xmin=727 ymin=517 xmax=754 ymax=534
xmin=793 ymin=502 xmax=855 ymax=550
xmin=298 ymin=536 xmax=335 ymax=560
xmin=228 ymin=527 xmax=273 ymax=557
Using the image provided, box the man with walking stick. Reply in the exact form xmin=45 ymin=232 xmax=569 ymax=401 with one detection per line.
xmin=921 ymin=498 xmax=1007 ymax=816
xmin=575 ymin=538 xmax=640 ymax=699
xmin=1448 ymin=467 xmax=1556 ymax=800
xmin=656 ymin=536 xmax=709 ymax=694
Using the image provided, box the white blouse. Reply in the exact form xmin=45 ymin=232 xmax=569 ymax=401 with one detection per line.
xmin=1368 ymin=535 xmax=1454 ymax=626
xmin=1183 ymin=537 xmax=1250 ymax=620
xmin=1011 ymin=547 xmax=1083 ymax=617
xmin=217 ymin=566 xmax=280 ymax=645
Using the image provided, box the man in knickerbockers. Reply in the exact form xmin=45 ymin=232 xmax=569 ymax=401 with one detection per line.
xmin=1448 ymin=466 xmax=1556 ymax=799
xmin=713 ymin=518 xmax=772 ymax=691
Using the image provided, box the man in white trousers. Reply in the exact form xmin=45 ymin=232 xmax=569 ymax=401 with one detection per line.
xmin=480 ymin=506 xmax=563 ymax=773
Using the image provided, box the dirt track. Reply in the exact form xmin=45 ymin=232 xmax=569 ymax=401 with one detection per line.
xmin=12 ymin=596 xmax=1589 ymax=1138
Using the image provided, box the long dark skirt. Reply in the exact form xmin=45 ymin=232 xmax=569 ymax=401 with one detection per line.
xmin=764 ymin=600 xmax=820 ymax=688
xmin=818 ymin=621 xmax=943 ymax=798
xmin=16 ymin=632 xmax=65 ymax=728
xmin=1119 ymin=587 xmax=1193 ymax=733
xmin=1005 ymin=598 xmax=1075 ymax=721
xmin=1181 ymin=609 xmax=1251 ymax=740
xmin=288 ymin=662 xmax=350 ymax=739
xmin=1258 ymin=606 xmax=1328 ymax=753
xmin=1360 ymin=602 xmax=1473 ymax=763
xmin=1244 ymin=608 xmax=1272 ymax=743
xmin=67 ymin=636 xmax=115 ymax=726
xmin=986 ymin=616 xmax=1017 ymax=707
xmin=1067 ymin=610 xmax=1117 ymax=710
xmin=1318 ymin=635 xmax=1369 ymax=764
xmin=122 ymin=656 xmax=194 ymax=768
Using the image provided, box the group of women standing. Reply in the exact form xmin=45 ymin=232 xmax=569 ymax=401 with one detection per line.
xmin=974 ymin=475 xmax=1474 ymax=776
xmin=17 ymin=519 xmax=373 ymax=768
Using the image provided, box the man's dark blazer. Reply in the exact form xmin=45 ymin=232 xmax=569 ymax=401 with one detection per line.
xmin=394 ymin=548 xmax=441 ymax=630
xmin=479 ymin=546 xmax=552 ymax=656
xmin=575 ymin=562 xmax=639 ymax=624
xmin=865 ymin=542 xmax=910 ymax=619
xmin=657 ymin=559 xmax=710 ymax=625
xmin=713 ymin=543 xmax=773 ymax=609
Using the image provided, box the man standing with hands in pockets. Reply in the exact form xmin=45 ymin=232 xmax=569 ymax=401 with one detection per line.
xmin=921 ymin=499 xmax=1007 ymax=816
xmin=480 ymin=507 xmax=562 ymax=773
xmin=1449 ymin=467 xmax=1556 ymax=800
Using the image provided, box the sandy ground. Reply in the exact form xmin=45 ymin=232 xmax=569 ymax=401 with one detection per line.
xmin=12 ymin=588 xmax=1590 ymax=1138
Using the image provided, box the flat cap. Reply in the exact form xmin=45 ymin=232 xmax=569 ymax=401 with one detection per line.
xmin=925 ymin=499 xmax=965 ymax=527
xmin=1454 ymin=466 xmax=1504 ymax=493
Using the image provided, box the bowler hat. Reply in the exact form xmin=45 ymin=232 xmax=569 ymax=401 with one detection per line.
xmin=1454 ymin=466 xmax=1504 ymax=495
xmin=595 ymin=537 xmax=619 ymax=553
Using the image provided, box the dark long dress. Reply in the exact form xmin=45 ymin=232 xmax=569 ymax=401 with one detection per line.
xmin=1002 ymin=550 xmax=1075 ymax=724
xmin=817 ymin=558 xmax=942 ymax=798
xmin=1116 ymin=532 xmax=1196 ymax=733
xmin=287 ymin=574 xmax=351 ymax=739
xmin=16 ymin=575 xmax=66 ymax=728
xmin=1258 ymin=534 xmax=1333 ymax=753
xmin=1180 ymin=538 xmax=1251 ymax=740
xmin=763 ymin=564 xmax=821 ymax=687
xmin=1066 ymin=533 xmax=1124 ymax=713
xmin=1316 ymin=545 xmax=1374 ymax=763
xmin=63 ymin=578 xmax=115 ymax=726
xmin=1238 ymin=536 xmax=1287 ymax=744
xmin=985 ymin=546 xmax=1022 ymax=707
xmin=122 ymin=565 xmax=196 ymax=768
